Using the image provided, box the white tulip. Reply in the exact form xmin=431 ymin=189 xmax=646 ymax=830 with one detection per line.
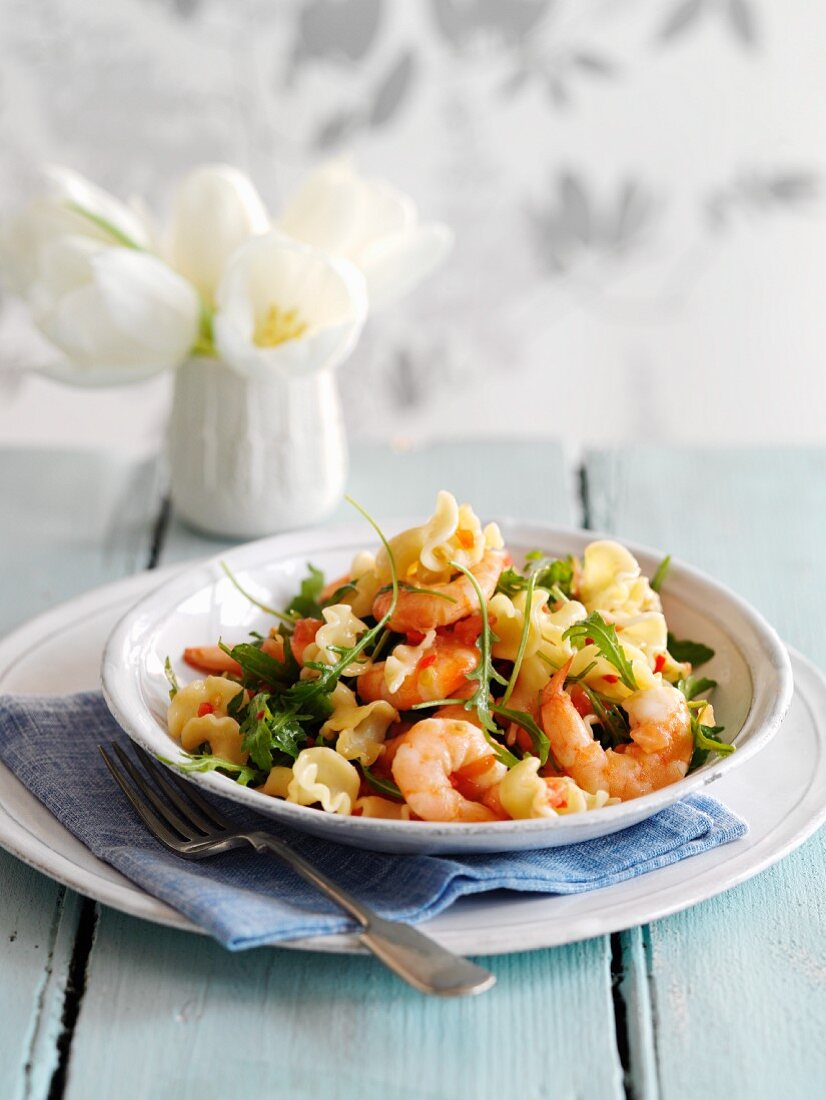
xmin=29 ymin=235 xmax=201 ymax=384
xmin=165 ymin=165 xmax=271 ymax=302
xmin=279 ymin=158 xmax=453 ymax=310
xmin=213 ymin=230 xmax=368 ymax=381
xmin=1 ymin=166 xmax=152 ymax=296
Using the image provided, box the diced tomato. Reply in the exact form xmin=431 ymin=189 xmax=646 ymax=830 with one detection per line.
xmin=570 ymin=684 xmax=593 ymax=718
xmin=197 ymin=702 xmax=215 ymax=717
xmin=603 ymin=674 xmax=619 ymax=684
xmin=654 ymin=653 xmax=666 ymax=674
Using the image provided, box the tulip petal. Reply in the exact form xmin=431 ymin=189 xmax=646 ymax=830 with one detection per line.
xmin=358 ymin=222 xmax=454 ymax=310
xmin=214 ymin=231 xmax=367 ymax=381
xmin=166 ymin=165 xmax=271 ymax=300
xmin=45 ymin=166 xmax=153 ymax=250
xmin=30 ymin=237 xmax=199 ymax=381
xmin=278 ymin=158 xmax=450 ymax=307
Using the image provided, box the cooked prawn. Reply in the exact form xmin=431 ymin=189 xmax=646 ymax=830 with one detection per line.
xmin=391 ymin=718 xmax=507 ymax=822
xmin=371 ymin=549 xmax=506 ymax=633
xmin=539 ymin=660 xmax=692 ymax=800
xmin=183 ymin=623 xmax=318 ymax=678
xmin=357 ymin=637 xmax=478 ymax=710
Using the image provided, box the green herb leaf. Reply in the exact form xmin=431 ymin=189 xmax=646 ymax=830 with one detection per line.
xmin=321 ymin=580 xmax=358 ymax=606
xmin=163 ymin=656 xmax=179 ymax=700
xmin=564 ymin=612 xmax=638 ymax=691
xmin=280 ymin=498 xmax=400 ymax=719
xmin=502 ymin=571 xmax=537 ymax=706
xmin=448 ymin=560 xmax=518 ymax=768
xmin=161 ymin=752 xmax=263 ymax=787
xmin=667 ymin=633 xmax=715 ymax=667
xmin=532 ymin=555 xmax=575 ymax=597
xmin=578 ymin=684 xmax=632 ymax=749
xmin=360 ymin=766 xmax=404 ymax=800
xmin=676 ymin=675 xmax=718 ymax=702
xmin=495 ymin=567 xmax=528 ymax=598
xmin=220 ymin=641 xmax=296 ymax=691
xmin=220 ymin=560 xmax=294 ymax=624
xmin=286 ymin=563 xmax=326 ymax=620
xmin=239 ymin=693 xmax=277 ymax=771
xmin=492 ymin=704 xmax=553 ymax=767
xmin=650 ymin=554 xmax=672 ymax=593
xmin=689 ymin=719 xmax=734 ymax=770
xmin=495 ymin=554 xmax=575 ymax=601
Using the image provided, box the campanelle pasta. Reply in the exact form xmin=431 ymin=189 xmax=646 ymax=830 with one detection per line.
xmin=320 ymin=683 xmax=398 ymax=766
xmin=169 ymin=491 xmax=730 ymax=822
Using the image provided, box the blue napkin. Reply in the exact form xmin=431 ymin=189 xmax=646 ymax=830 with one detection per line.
xmin=0 ymin=692 xmax=747 ymax=951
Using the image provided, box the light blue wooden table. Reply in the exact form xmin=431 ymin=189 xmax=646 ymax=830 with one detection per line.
xmin=1 ymin=442 xmax=825 ymax=1100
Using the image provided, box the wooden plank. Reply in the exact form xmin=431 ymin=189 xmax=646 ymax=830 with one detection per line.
xmin=0 ymin=448 xmax=163 ymax=1100
xmin=66 ymin=441 xmax=625 ymax=1100
xmin=65 ymin=915 xmax=621 ymax=1100
xmin=585 ymin=446 xmax=826 ymax=1100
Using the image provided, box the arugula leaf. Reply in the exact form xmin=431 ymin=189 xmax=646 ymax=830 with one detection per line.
xmin=492 ymin=704 xmax=553 ymax=767
xmin=676 ymin=675 xmax=718 ymax=702
xmin=564 ymin=612 xmax=638 ymax=691
xmin=220 ymin=641 xmax=296 ymax=691
xmin=360 ymin=766 xmax=404 ymax=800
xmin=286 ymin=563 xmax=326 ymax=619
xmin=532 ymin=555 xmax=575 ymax=598
xmin=495 ymin=567 xmax=528 ymax=598
xmin=689 ymin=720 xmax=734 ymax=770
xmin=280 ymin=498 xmax=400 ymax=720
xmin=502 ymin=571 xmax=537 ymax=706
xmin=377 ymin=581 xmax=456 ymax=603
xmin=578 ymin=684 xmax=631 ymax=749
xmin=162 ymin=752 xmax=263 ymax=787
xmin=321 ymin=580 xmax=358 ymax=606
xmin=163 ymin=656 xmax=179 ymax=700
xmin=448 ymin=560 xmax=518 ymax=768
xmin=667 ymin=633 xmax=715 ymax=667
xmin=220 ymin=561 xmax=294 ymax=624
xmin=650 ymin=554 xmax=672 ymax=593
xmin=495 ymin=555 xmax=575 ymax=600
xmin=239 ymin=694 xmax=276 ymax=771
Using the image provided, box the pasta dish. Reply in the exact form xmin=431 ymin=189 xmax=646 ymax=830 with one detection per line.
xmin=166 ymin=492 xmax=731 ymax=823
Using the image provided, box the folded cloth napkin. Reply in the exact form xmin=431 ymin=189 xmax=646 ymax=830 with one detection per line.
xmin=0 ymin=692 xmax=747 ymax=950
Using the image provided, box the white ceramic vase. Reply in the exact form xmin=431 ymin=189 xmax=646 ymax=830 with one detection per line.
xmin=167 ymin=357 xmax=347 ymax=538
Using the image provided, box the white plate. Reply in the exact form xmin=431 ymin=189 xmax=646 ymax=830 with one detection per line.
xmin=0 ymin=569 xmax=823 ymax=954
xmin=101 ymin=522 xmax=793 ymax=853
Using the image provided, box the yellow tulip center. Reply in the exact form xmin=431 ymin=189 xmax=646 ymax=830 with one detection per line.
xmin=253 ymin=305 xmax=308 ymax=348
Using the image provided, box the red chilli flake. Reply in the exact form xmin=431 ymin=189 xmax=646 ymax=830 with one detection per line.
xmin=255 ymin=709 xmax=266 ymax=721
xmin=406 ymin=630 xmax=426 ymax=645
xmin=197 ymin=702 xmax=215 ymax=717
xmin=585 ymin=637 xmax=594 ymax=646
xmin=603 ymin=674 xmax=619 ymax=684
xmin=654 ymin=653 xmax=667 ymax=673
xmin=418 ymin=653 xmax=438 ymax=670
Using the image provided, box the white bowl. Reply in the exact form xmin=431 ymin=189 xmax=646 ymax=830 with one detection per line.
xmin=101 ymin=521 xmax=793 ymax=854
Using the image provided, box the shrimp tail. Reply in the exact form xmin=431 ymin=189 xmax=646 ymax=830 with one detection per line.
xmin=542 ymin=656 xmax=575 ymax=703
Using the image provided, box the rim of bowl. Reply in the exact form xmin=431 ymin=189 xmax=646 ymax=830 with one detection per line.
xmin=101 ymin=518 xmax=794 ymax=840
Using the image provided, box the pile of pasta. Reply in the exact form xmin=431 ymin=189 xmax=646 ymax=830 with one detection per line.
xmin=167 ymin=491 xmax=726 ymax=823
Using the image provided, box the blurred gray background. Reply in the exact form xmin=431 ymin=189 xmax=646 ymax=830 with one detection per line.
xmin=0 ymin=0 xmax=822 ymax=453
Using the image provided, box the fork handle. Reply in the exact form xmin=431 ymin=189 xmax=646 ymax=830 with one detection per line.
xmin=247 ymin=832 xmax=495 ymax=997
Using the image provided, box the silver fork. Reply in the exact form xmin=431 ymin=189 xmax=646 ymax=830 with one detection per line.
xmin=99 ymin=742 xmax=495 ymax=997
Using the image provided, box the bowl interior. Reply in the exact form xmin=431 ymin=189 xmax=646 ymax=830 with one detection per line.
xmin=102 ymin=521 xmax=792 ymax=854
